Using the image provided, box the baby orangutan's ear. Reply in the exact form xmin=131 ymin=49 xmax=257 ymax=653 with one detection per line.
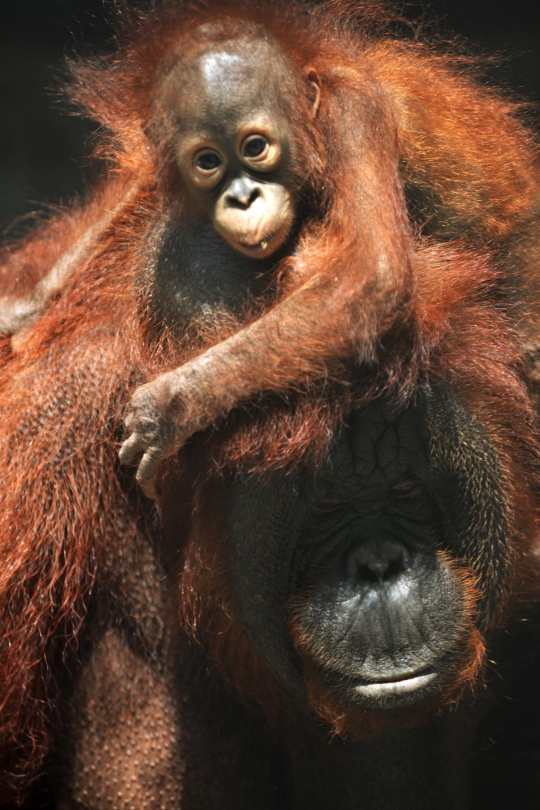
xmin=306 ymin=69 xmax=321 ymax=117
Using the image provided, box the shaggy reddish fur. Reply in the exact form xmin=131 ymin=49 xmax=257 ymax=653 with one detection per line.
xmin=0 ymin=0 xmax=540 ymax=800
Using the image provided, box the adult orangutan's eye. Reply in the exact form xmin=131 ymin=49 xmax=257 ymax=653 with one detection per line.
xmin=390 ymin=480 xmax=423 ymax=499
xmin=195 ymin=150 xmax=223 ymax=172
xmin=313 ymin=498 xmax=350 ymax=515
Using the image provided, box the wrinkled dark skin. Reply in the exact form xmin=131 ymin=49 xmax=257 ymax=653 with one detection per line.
xmin=227 ymin=401 xmax=467 ymax=706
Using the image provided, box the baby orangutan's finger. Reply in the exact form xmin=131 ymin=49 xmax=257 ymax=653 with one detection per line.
xmin=119 ymin=432 xmax=149 ymax=467
xmin=135 ymin=447 xmax=165 ymax=499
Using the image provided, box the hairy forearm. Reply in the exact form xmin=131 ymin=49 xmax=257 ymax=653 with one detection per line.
xmin=176 ymin=277 xmax=404 ymax=418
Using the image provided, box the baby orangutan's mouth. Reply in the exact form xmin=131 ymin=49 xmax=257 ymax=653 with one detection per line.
xmin=232 ymin=216 xmax=292 ymax=258
xmin=236 ymin=231 xmax=277 ymax=257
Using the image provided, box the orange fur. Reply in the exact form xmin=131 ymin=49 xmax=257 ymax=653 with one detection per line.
xmin=0 ymin=0 xmax=540 ymax=799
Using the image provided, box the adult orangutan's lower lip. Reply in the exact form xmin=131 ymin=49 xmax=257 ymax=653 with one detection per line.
xmin=353 ymin=669 xmax=437 ymax=697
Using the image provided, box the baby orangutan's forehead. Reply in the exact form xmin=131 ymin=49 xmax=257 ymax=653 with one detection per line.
xmin=158 ymin=38 xmax=297 ymax=128
xmin=198 ymin=49 xmax=263 ymax=97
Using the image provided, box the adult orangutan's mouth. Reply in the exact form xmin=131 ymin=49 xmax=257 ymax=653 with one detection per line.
xmin=352 ymin=668 xmax=437 ymax=698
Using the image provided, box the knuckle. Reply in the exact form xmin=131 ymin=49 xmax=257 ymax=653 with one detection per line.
xmin=124 ymin=413 xmax=136 ymax=430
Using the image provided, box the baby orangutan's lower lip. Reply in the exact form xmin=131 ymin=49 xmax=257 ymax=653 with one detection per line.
xmin=230 ymin=215 xmax=292 ymax=258
xmin=237 ymin=233 xmax=275 ymax=256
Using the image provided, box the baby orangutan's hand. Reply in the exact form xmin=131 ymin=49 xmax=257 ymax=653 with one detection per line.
xmin=119 ymin=370 xmax=199 ymax=498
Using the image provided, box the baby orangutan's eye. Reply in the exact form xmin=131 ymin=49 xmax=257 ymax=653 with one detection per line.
xmin=195 ymin=150 xmax=223 ymax=172
xmin=242 ymin=135 xmax=269 ymax=159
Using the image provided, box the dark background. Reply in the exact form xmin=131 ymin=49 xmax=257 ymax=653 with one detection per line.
xmin=1 ymin=0 xmax=539 ymax=233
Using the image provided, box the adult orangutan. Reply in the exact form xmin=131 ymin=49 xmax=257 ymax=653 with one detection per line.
xmin=1 ymin=0 xmax=540 ymax=808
